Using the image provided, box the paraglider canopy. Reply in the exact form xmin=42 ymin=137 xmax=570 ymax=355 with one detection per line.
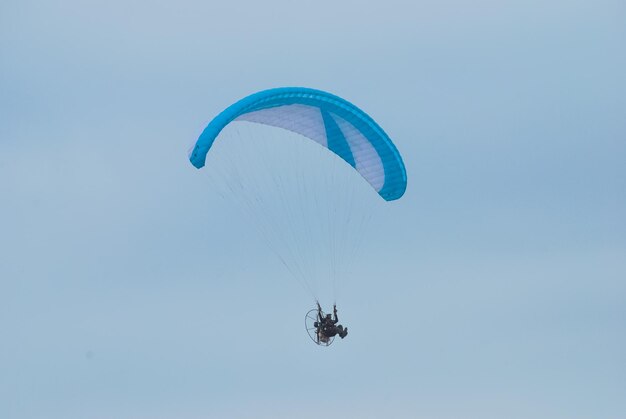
xmin=189 ymin=87 xmax=407 ymax=201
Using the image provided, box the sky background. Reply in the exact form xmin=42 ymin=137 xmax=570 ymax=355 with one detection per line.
xmin=1 ymin=0 xmax=625 ymax=418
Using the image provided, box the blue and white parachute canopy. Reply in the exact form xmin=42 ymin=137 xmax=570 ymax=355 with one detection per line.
xmin=189 ymin=87 xmax=407 ymax=201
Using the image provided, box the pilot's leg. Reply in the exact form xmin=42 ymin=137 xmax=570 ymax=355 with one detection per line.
xmin=337 ymin=325 xmax=348 ymax=339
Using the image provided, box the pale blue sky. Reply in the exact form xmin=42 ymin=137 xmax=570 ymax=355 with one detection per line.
xmin=1 ymin=1 xmax=625 ymax=418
